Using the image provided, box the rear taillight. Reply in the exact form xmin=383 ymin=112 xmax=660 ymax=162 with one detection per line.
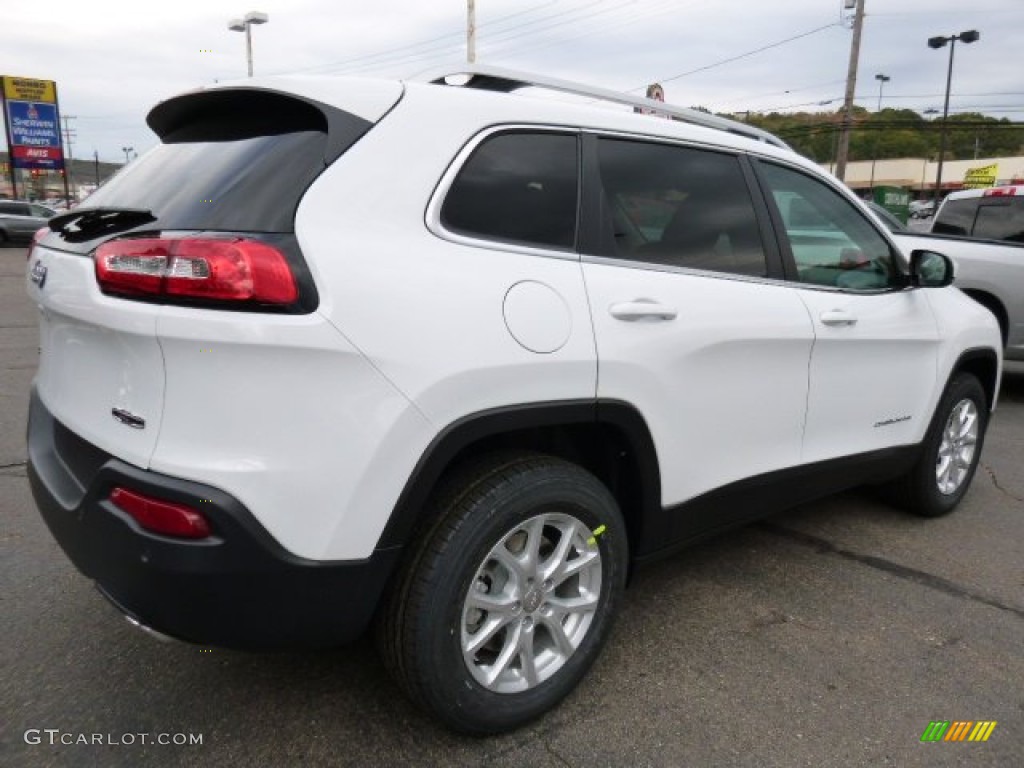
xmin=95 ymin=236 xmax=298 ymax=306
xmin=27 ymin=227 xmax=48 ymax=261
xmin=110 ymin=487 xmax=212 ymax=539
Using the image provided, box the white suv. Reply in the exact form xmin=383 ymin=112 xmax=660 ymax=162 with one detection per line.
xmin=26 ymin=67 xmax=1002 ymax=734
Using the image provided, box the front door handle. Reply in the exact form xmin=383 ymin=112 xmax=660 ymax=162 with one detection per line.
xmin=820 ymin=309 xmax=858 ymax=327
xmin=609 ymin=300 xmax=678 ymax=322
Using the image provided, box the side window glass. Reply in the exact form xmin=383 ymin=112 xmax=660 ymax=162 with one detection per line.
xmin=595 ymin=138 xmax=767 ymax=276
xmin=441 ymin=132 xmax=578 ymax=250
xmin=0 ymin=202 xmax=28 ymax=216
xmin=972 ymin=201 xmax=1024 ymax=243
xmin=932 ymin=198 xmax=978 ymax=237
xmin=760 ymin=162 xmax=899 ymax=291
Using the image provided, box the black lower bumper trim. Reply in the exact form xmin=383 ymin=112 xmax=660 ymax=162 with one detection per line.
xmin=27 ymin=388 xmax=399 ymax=650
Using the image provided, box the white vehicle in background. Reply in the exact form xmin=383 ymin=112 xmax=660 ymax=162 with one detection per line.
xmin=909 ymin=199 xmax=936 ymax=219
xmin=894 ymin=231 xmax=1024 ymax=361
xmin=932 ymin=185 xmax=1024 ymax=243
xmin=871 ymin=187 xmax=1024 ymax=361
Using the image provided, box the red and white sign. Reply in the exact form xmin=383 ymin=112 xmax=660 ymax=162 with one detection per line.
xmin=12 ymin=145 xmax=63 ymax=161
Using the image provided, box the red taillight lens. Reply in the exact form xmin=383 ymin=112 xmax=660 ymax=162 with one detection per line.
xmin=110 ymin=487 xmax=212 ymax=539
xmin=27 ymin=226 xmax=49 ymax=261
xmin=95 ymin=237 xmax=298 ymax=305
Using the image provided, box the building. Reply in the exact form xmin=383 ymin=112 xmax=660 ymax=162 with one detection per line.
xmin=824 ymin=155 xmax=1024 ymax=198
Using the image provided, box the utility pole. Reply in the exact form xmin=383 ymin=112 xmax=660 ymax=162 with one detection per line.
xmin=467 ymin=0 xmax=476 ymax=64
xmin=834 ymin=0 xmax=866 ymax=182
xmin=93 ymin=150 xmax=100 ymax=186
xmin=61 ymin=114 xmax=77 ymax=203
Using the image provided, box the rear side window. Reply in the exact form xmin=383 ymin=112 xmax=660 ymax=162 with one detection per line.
xmin=593 ymin=138 xmax=767 ymax=277
xmin=0 ymin=202 xmax=29 ymax=215
xmin=972 ymin=199 xmax=1024 ymax=243
xmin=441 ymin=132 xmax=578 ymax=250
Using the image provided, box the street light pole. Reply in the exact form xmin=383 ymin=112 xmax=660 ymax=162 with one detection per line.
xmin=228 ymin=11 xmax=269 ymax=77
xmin=868 ymin=73 xmax=890 ymax=192
xmin=928 ymin=29 xmax=979 ymax=203
xmin=121 ymin=146 xmax=133 ymax=165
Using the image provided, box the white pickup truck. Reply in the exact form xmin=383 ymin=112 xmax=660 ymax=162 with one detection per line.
xmin=876 ymin=186 xmax=1024 ymax=362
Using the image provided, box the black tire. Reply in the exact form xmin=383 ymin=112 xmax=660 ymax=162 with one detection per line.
xmin=376 ymin=452 xmax=627 ymax=734
xmin=888 ymin=373 xmax=988 ymax=517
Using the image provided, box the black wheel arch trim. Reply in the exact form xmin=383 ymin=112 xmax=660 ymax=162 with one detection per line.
xmin=948 ymin=346 xmax=1000 ymax=411
xmin=376 ymin=399 xmax=663 ymax=555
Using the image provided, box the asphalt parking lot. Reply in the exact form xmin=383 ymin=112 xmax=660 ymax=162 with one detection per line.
xmin=1 ymin=244 xmax=1021 ymax=767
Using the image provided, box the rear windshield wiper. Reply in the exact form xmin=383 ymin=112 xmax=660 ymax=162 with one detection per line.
xmin=49 ymin=207 xmax=157 ymax=243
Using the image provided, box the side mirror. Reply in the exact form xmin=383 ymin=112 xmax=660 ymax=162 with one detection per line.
xmin=909 ymin=249 xmax=954 ymax=288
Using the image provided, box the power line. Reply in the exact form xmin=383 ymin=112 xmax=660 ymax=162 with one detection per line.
xmin=638 ymin=21 xmax=840 ymax=90
xmin=338 ymin=0 xmax=618 ymax=74
xmin=281 ymin=0 xmax=627 ymax=77
xmin=485 ymin=0 xmax=684 ymax=64
xmin=269 ymin=0 xmax=561 ymax=75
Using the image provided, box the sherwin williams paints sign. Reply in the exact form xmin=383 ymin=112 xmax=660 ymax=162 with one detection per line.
xmin=1 ymin=76 xmax=65 ymax=170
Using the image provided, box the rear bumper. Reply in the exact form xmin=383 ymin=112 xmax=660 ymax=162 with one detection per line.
xmin=27 ymin=387 xmax=400 ymax=650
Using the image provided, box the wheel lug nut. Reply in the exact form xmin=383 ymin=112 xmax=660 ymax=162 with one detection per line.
xmin=542 ymin=579 xmax=553 ymax=592
xmin=522 ymin=617 xmax=533 ymax=629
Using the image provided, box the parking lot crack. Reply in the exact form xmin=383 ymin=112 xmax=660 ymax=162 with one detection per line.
xmin=543 ymin=741 xmax=575 ymax=768
xmin=759 ymin=522 xmax=1024 ymax=621
xmin=981 ymin=462 xmax=1024 ymax=503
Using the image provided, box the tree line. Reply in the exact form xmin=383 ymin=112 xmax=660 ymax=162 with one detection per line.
xmin=730 ymin=106 xmax=1024 ymax=164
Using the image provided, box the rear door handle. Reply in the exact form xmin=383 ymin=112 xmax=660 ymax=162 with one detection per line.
xmin=609 ymin=300 xmax=678 ymax=322
xmin=820 ymin=309 xmax=858 ymax=327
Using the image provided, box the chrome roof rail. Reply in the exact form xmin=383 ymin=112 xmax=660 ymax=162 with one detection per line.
xmin=423 ymin=65 xmax=790 ymax=150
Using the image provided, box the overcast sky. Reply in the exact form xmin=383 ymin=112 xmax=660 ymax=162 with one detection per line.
xmin=3 ymin=0 xmax=1022 ymax=163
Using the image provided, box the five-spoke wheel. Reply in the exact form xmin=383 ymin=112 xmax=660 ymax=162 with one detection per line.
xmin=377 ymin=453 xmax=626 ymax=734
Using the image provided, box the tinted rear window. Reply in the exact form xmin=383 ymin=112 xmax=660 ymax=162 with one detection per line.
xmin=972 ymin=199 xmax=1024 ymax=243
xmin=80 ymin=130 xmax=327 ymax=233
xmin=933 ymin=198 xmax=977 ymax=237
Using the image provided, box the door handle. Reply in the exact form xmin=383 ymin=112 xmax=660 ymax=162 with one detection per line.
xmin=820 ymin=309 xmax=858 ymax=327
xmin=609 ymin=300 xmax=678 ymax=322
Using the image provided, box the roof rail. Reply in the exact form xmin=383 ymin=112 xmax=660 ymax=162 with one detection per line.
xmin=424 ymin=65 xmax=790 ymax=150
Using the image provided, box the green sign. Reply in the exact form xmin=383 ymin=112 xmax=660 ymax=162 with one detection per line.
xmin=873 ymin=186 xmax=910 ymax=224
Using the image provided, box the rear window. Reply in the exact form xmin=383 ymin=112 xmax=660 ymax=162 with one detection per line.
xmin=933 ymin=198 xmax=978 ymax=237
xmin=74 ymin=89 xmax=371 ymax=236
xmin=972 ymin=199 xmax=1024 ymax=243
xmin=82 ymin=132 xmax=327 ymax=233
xmin=934 ymin=196 xmax=1024 ymax=243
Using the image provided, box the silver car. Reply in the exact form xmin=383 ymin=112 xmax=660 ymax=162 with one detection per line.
xmin=0 ymin=200 xmax=56 ymax=245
